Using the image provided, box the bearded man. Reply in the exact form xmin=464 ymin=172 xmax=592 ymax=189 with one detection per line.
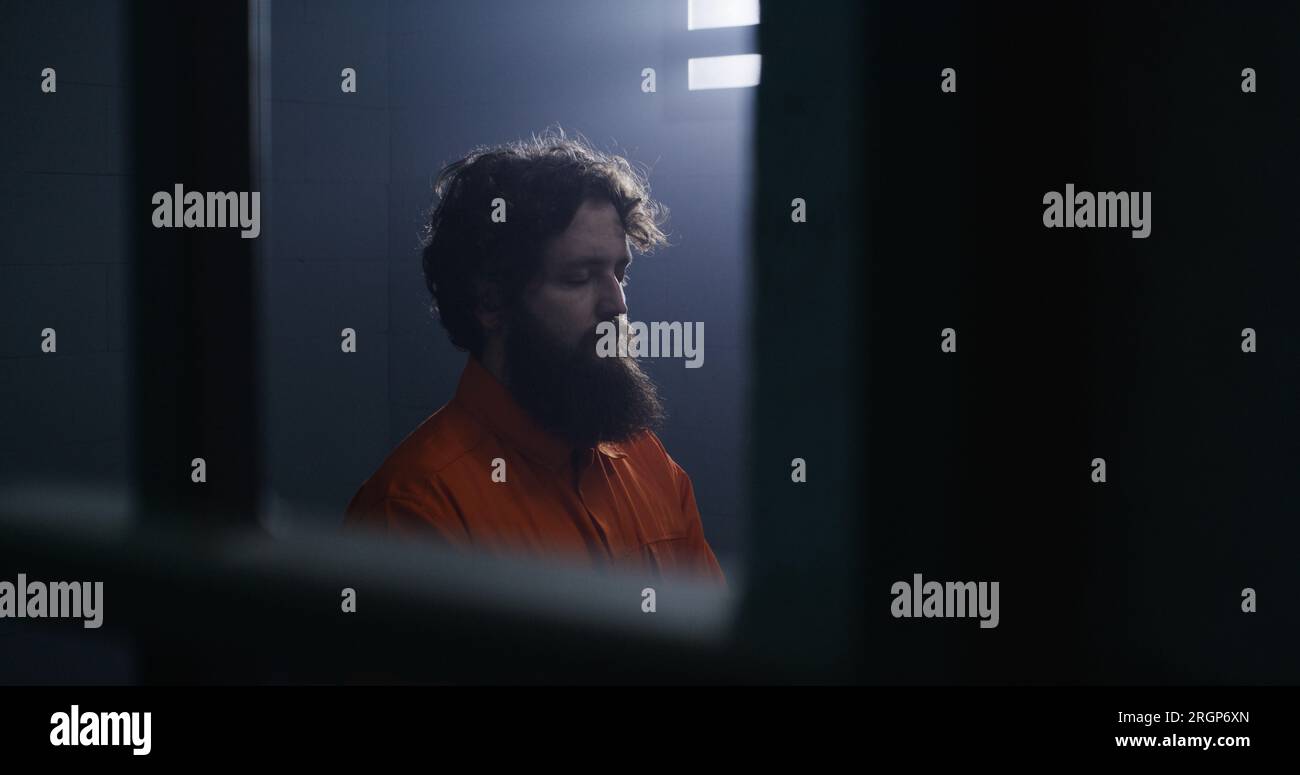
xmin=344 ymin=131 xmax=726 ymax=586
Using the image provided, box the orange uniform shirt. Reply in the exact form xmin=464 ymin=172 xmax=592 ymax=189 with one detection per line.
xmin=344 ymin=355 xmax=727 ymax=586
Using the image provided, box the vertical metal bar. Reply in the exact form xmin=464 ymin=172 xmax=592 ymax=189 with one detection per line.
xmin=739 ymin=0 xmax=871 ymax=681
xmin=129 ymin=2 xmax=261 ymax=532
xmin=128 ymin=0 xmax=262 ymax=683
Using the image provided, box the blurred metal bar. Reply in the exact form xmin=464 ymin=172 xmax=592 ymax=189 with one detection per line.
xmin=0 ymin=495 xmax=754 ymax=684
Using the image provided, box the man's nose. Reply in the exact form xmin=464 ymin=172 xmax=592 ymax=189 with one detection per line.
xmin=597 ymin=274 xmax=628 ymax=319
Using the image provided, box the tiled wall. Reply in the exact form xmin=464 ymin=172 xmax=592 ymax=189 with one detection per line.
xmin=0 ymin=0 xmax=132 ymax=492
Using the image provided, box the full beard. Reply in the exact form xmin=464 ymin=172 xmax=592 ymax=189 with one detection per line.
xmin=503 ymin=308 xmax=666 ymax=449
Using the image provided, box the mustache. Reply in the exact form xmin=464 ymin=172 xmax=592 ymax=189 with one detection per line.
xmin=584 ymin=317 xmax=634 ymax=352
xmin=574 ymin=321 xmax=618 ymax=359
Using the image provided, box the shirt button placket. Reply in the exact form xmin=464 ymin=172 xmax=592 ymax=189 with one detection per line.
xmin=574 ymin=449 xmax=614 ymax=558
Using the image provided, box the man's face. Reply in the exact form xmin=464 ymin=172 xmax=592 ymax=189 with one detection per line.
xmin=523 ymin=198 xmax=631 ymax=354
xmin=500 ymin=198 xmax=664 ymax=448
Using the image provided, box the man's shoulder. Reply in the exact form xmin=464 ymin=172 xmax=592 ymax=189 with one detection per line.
xmin=614 ymin=430 xmax=688 ymax=486
xmin=349 ymin=400 xmax=487 ymax=506
xmin=624 ymin=429 xmax=677 ymax=461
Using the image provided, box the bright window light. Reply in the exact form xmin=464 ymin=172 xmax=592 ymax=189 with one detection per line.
xmin=688 ymin=54 xmax=762 ymax=90
xmin=688 ymin=0 xmax=760 ymax=31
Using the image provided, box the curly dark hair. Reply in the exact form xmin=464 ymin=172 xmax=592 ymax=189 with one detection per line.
xmin=420 ymin=127 xmax=671 ymax=356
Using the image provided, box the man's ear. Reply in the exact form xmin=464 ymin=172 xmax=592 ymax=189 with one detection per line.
xmin=475 ymin=282 xmax=504 ymax=333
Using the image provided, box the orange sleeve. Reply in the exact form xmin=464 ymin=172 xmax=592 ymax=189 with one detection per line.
xmin=344 ymin=485 xmax=472 ymax=549
xmin=671 ymin=463 xmax=728 ymax=588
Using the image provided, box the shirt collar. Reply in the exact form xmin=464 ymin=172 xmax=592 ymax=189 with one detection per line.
xmin=452 ymin=356 xmax=628 ymax=471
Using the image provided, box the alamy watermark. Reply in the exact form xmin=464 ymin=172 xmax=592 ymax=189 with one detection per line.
xmin=1043 ymin=184 xmax=1151 ymax=239
xmin=891 ymin=573 xmax=999 ymax=629
xmin=0 ymin=573 xmax=103 ymax=629
xmin=595 ymin=318 xmax=704 ymax=368
xmin=50 ymin=705 xmax=151 ymax=756
xmin=151 ymin=183 xmax=261 ymax=239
